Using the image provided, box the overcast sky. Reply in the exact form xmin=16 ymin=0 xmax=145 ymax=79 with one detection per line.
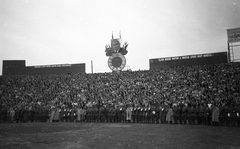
xmin=0 ymin=0 xmax=240 ymax=75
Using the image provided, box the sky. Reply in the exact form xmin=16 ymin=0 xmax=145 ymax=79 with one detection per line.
xmin=0 ymin=0 xmax=240 ymax=75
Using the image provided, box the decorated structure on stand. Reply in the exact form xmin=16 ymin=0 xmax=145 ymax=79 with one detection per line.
xmin=105 ymin=31 xmax=128 ymax=72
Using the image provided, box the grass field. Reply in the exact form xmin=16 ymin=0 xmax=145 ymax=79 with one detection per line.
xmin=0 ymin=122 xmax=240 ymax=149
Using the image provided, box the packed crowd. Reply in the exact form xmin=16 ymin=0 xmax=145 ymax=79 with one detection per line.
xmin=0 ymin=62 xmax=240 ymax=126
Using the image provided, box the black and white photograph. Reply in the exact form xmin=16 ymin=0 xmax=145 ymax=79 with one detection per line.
xmin=0 ymin=0 xmax=240 ymax=149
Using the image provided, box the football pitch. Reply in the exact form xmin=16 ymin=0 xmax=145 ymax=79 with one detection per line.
xmin=0 ymin=122 xmax=239 ymax=149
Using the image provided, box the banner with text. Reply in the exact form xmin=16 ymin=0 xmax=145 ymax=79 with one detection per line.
xmin=227 ymin=27 xmax=240 ymax=43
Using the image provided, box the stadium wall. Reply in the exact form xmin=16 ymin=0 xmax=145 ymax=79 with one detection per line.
xmin=149 ymin=52 xmax=228 ymax=69
xmin=2 ymin=60 xmax=85 ymax=75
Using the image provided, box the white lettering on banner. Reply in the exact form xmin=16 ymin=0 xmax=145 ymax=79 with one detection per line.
xmin=154 ymin=52 xmax=225 ymax=63
xmin=190 ymin=55 xmax=196 ymax=58
xmin=34 ymin=64 xmax=72 ymax=68
xmin=203 ymin=54 xmax=213 ymax=57
xmin=172 ymin=57 xmax=180 ymax=60
xmin=61 ymin=64 xmax=71 ymax=67
xmin=182 ymin=56 xmax=189 ymax=59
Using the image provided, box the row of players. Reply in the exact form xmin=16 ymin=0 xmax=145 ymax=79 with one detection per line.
xmin=3 ymin=103 xmax=240 ymax=127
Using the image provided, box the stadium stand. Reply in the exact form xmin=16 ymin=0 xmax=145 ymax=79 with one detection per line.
xmin=0 ymin=62 xmax=240 ymax=127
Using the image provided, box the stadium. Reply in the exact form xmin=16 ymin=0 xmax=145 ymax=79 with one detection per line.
xmin=1 ymin=49 xmax=240 ymax=148
xmin=1 ymin=31 xmax=240 ymax=149
xmin=1 ymin=1 xmax=240 ymax=148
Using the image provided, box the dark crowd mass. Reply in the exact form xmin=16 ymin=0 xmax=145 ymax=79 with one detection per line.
xmin=0 ymin=62 xmax=240 ymax=127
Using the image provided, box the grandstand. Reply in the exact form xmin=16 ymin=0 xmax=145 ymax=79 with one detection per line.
xmin=2 ymin=60 xmax=85 ymax=75
xmin=0 ymin=60 xmax=239 ymax=127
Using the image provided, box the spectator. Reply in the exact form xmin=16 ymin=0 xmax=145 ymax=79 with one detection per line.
xmin=0 ymin=62 xmax=239 ymax=127
xmin=212 ymin=103 xmax=220 ymax=126
xmin=166 ymin=104 xmax=173 ymax=124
